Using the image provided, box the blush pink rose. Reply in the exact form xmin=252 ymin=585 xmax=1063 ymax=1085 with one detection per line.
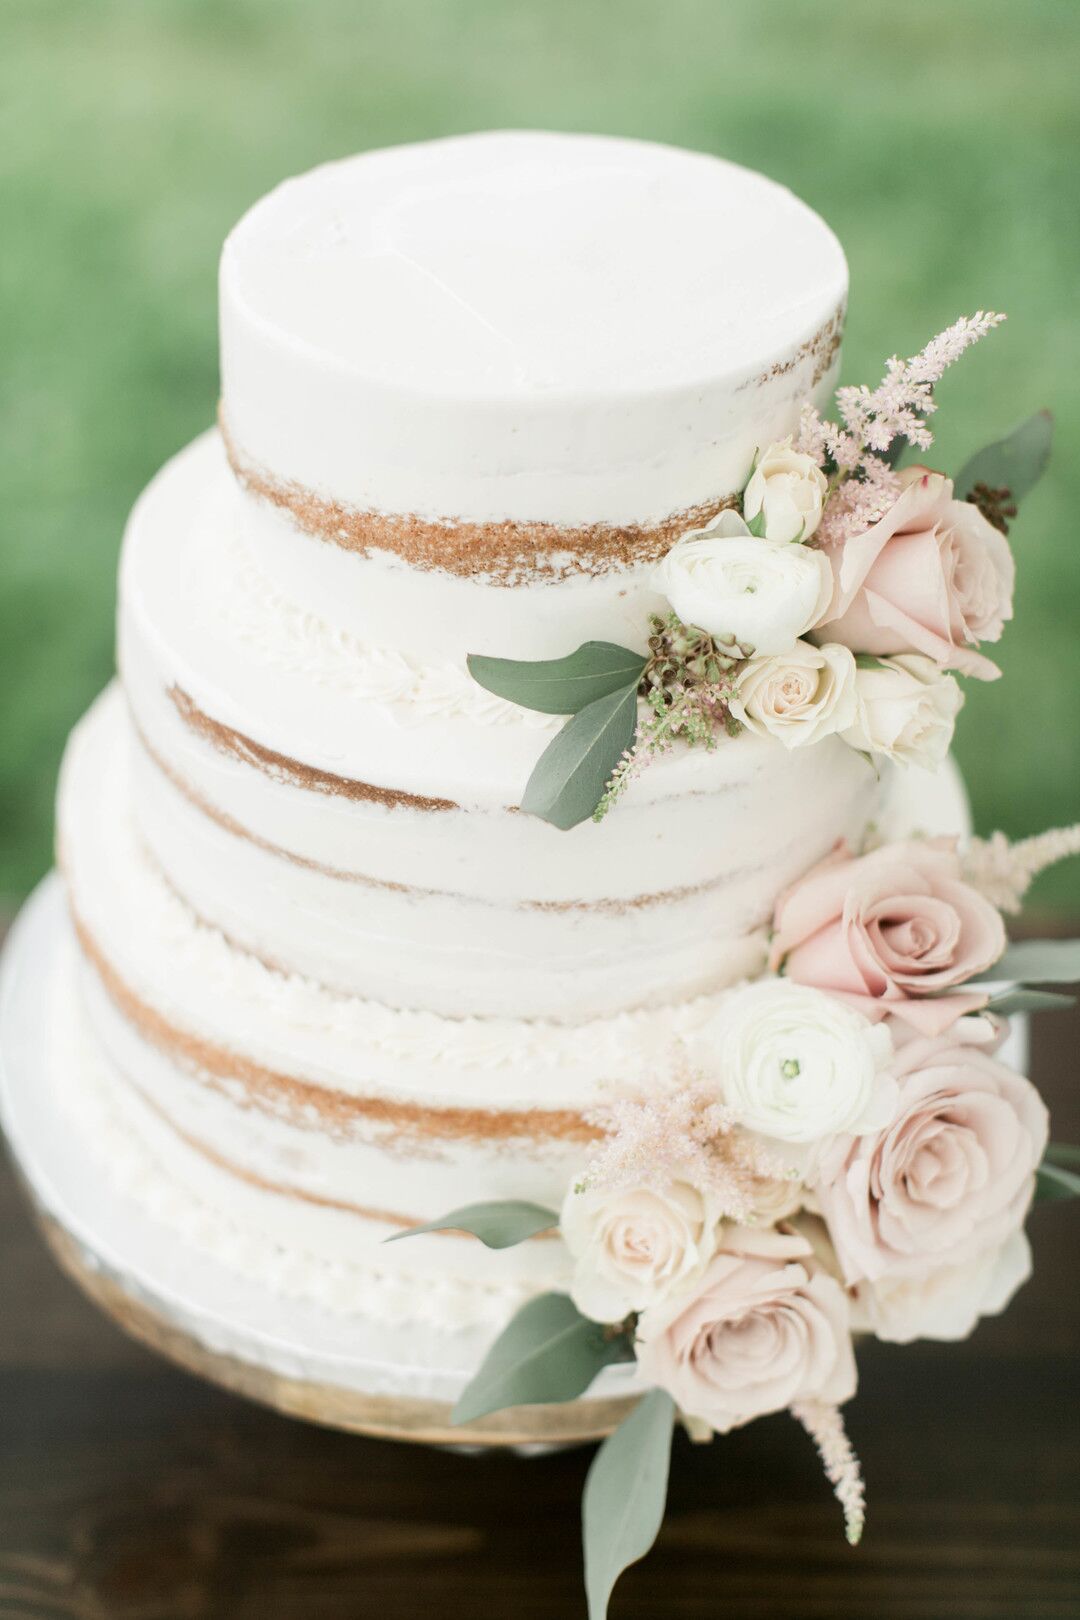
xmin=770 ymin=838 xmax=1006 ymax=1036
xmin=816 ymin=467 xmax=1014 ymax=681
xmin=814 ymin=1037 xmax=1048 ymax=1287
xmin=634 ymin=1228 xmax=856 ymax=1433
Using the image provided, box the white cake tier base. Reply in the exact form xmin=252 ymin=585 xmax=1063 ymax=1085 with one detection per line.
xmin=0 ymin=877 xmax=642 ymax=1446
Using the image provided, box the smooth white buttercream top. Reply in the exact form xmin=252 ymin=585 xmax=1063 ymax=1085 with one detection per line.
xmin=222 ymin=130 xmax=845 ymax=397
xmin=219 ymin=132 xmax=847 ymax=523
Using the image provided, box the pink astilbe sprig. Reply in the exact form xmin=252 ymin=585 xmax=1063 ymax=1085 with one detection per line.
xmin=815 ymin=456 xmax=900 ymax=550
xmin=579 ymin=1073 xmax=789 ymax=1224
xmin=962 ymin=822 xmax=1080 ymax=913
xmin=797 ymin=312 xmax=1006 ymax=548
xmin=791 ymin=1399 xmax=866 ymax=1546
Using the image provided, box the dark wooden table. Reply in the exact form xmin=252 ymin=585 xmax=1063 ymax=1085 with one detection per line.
xmin=2 ymin=996 xmax=1079 ymax=1619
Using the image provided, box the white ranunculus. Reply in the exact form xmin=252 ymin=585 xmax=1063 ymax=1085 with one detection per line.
xmin=716 ymin=980 xmax=896 ymax=1148
xmin=729 ymin=640 xmax=858 ymax=749
xmin=651 ymin=510 xmax=833 ymax=656
xmin=841 ymin=653 xmax=963 ymax=768
xmin=742 ymin=438 xmax=829 ymax=544
xmin=851 ymin=1230 xmax=1032 ymax=1344
xmin=560 ymin=1178 xmax=720 ymax=1322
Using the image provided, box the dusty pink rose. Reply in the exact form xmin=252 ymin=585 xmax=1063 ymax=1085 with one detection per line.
xmin=770 ymin=838 xmax=1006 ymax=1035
xmin=814 ymin=1037 xmax=1047 ymax=1287
xmin=635 ymin=1228 xmax=856 ymax=1433
xmin=816 ymin=466 xmax=1014 ymax=680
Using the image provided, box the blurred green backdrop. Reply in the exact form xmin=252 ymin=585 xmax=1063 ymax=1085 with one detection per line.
xmin=2 ymin=0 xmax=1079 ymax=912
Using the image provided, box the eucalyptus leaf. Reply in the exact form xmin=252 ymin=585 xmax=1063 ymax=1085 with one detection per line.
xmin=1036 ymin=1161 xmax=1080 ymax=1202
xmin=985 ymin=988 xmax=1075 ymax=1016
xmin=384 ymin=1200 xmax=558 ymax=1249
xmin=955 ymin=409 xmax=1053 ymax=505
xmin=1034 ymin=1143 xmax=1080 ymax=1201
xmin=521 ymin=683 xmax=639 ymax=830
xmin=583 ymin=1389 xmax=676 ymax=1620
xmin=467 ymin=642 xmax=647 ymax=715
xmin=976 ymin=939 xmax=1080 ymax=986
xmin=452 ymin=1292 xmax=632 ymax=1425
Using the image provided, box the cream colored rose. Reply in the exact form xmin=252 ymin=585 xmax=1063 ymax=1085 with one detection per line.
xmin=841 ymin=653 xmax=963 ymax=768
xmin=651 ymin=510 xmax=833 ymax=655
xmin=814 ymin=1036 xmax=1048 ymax=1286
xmin=635 ymin=1226 xmax=856 ymax=1434
xmin=851 ymin=1230 xmax=1032 ymax=1343
xmin=729 ymin=640 xmax=857 ymax=749
xmin=742 ymin=438 xmax=829 ymax=544
xmin=560 ymin=1179 xmax=720 ymax=1322
xmin=716 ymin=979 xmax=896 ymax=1148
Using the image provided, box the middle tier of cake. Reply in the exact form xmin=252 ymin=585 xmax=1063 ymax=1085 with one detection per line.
xmin=117 ymin=430 xmax=882 ymax=1022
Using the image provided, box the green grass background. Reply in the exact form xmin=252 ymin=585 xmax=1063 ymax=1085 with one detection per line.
xmin=2 ymin=0 xmax=1078 ymax=911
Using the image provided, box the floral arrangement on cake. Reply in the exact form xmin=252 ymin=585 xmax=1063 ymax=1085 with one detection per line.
xmin=387 ymin=315 xmax=1080 ymax=1618
xmin=467 ymin=312 xmax=1051 ymax=828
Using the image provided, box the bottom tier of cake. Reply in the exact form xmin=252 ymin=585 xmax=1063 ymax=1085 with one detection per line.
xmin=48 ymin=685 xmax=970 ymax=1331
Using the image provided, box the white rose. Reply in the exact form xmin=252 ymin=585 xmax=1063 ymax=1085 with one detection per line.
xmin=729 ymin=640 xmax=858 ymax=749
xmin=560 ymin=1179 xmax=720 ymax=1322
xmin=742 ymin=438 xmax=829 ymax=544
xmin=716 ymin=980 xmax=896 ymax=1148
xmin=842 ymin=653 xmax=963 ymax=768
xmin=851 ymin=1230 xmax=1032 ymax=1344
xmin=651 ymin=510 xmax=833 ymax=655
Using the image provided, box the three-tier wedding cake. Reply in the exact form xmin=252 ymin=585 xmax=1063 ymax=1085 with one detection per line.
xmin=9 ymin=129 xmax=1079 ymax=1610
xmin=54 ymin=131 xmax=886 ymax=1324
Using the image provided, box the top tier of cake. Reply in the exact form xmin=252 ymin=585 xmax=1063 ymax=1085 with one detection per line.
xmin=219 ymin=132 xmax=848 ymax=660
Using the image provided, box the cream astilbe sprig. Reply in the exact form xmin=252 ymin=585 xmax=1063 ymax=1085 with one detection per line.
xmin=577 ymin=1072 xmax=790 ymax=1225
xmin=791 ymin=1399 xmax=866 ymax=1546
xmin=962 ymin=823 xmax=1080 ymax=914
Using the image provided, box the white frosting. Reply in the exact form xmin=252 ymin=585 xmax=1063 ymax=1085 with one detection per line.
xmin=221 ymin=132 xmax=848 ymax=527
xmin=51 ymin=943 xmax=559 ymax=1327
xmin=115 ymin=442 xmax=881 ymax=1016
xmin=30 ymin=135 xmax=988 ymax=1342
xmin=55 ymin=687 xmax=971 ymax=1328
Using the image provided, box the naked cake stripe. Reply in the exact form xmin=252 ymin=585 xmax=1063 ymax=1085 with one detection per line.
xmin=167 ymin=685 xmax=459 ymax=812
xmin=219 ymin=408 xmax=740 ymax=582
xmin=139 ymin=703 xmax=751 ymax=915
xmin=121 ymin=1075 xmax=557 ymax=1237
xmin=72 ymin=906 xmax=598 ymax=1149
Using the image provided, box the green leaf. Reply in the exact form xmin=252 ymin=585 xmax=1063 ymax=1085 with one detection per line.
xmin=1034 ymin=1145 xmax=1080 ymax=1202
xmin=986 ymin=988 xmax=1075 ymax=1016
xmin=976 ymin=938 xmax=1080 ymax=986
xmin=383 ymin=1200 xmax=558 ymax=1249
xmin=955 ymin=409 xmax=1053 ymax=505
xmin=582 ymin=1389 xmax=676 ymax=1620
xmin=1036 ymin=1163 xmax=1080 ymax=1202
xmin=521 ymin=684 xmax=639 ymax=830
xmin=452 ymin=1293 xmax=632 ymax=1425
xmin=745 ymin=508 xmax=767 ymax=538
xmin=467 ymin=642 xmax=647 ymax=716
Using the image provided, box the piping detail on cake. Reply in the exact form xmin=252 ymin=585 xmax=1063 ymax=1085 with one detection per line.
xmin=66 ymin=800 xmax=767 ymax=1080
xmin=214 ymin=523 xmax=563 ymax=730
xmin=53 ymin=959 xmax=548 ymax=1327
